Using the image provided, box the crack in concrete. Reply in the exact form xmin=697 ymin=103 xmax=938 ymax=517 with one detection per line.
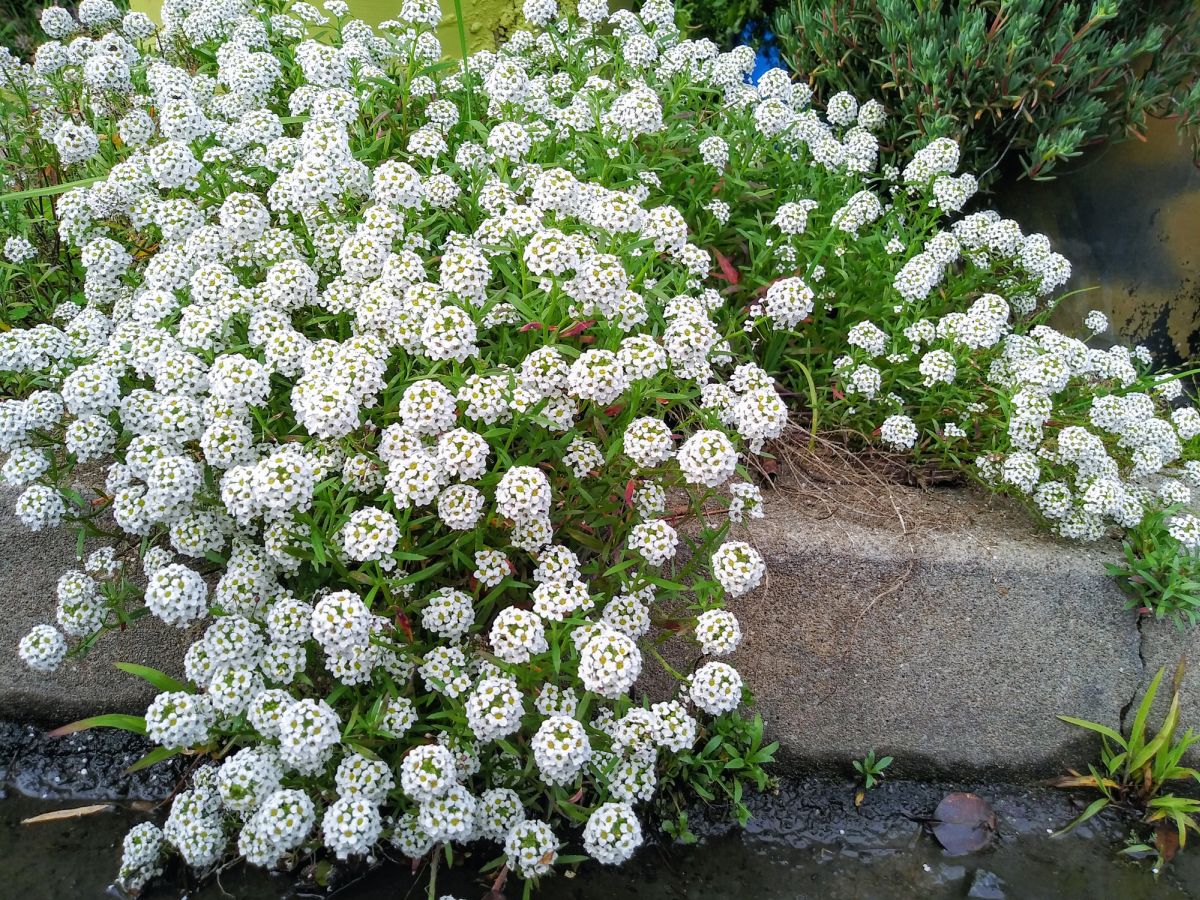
xmin=1118 ymin=612 xmax=1150 ymax=733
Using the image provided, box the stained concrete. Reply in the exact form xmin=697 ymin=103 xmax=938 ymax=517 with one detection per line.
xmin=638 ymin=465 xmax=1175 ymax=778
xmin=1130 ymin=617 xmax=1199 ymax=740
xmin=715 ymin=476 xmax=1145 ymax=778
xmin=0 ymin=467 xmax=1188 ymax=780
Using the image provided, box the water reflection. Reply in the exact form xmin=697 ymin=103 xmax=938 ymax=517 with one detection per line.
xmin=997 ymin=119 xmax=1200 ymax=365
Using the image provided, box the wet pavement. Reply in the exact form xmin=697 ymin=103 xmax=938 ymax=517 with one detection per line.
xmin=997 ymin=118 xmax=1200 ymax=366
xmin=3 ymin=722 xmax=1198 ymax=899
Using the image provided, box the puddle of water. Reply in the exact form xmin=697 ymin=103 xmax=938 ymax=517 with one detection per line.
xmin=997 ymin=118 xmax=1200 ymax=365
xmin=5 ymin=787 xmax=1200 ymax=900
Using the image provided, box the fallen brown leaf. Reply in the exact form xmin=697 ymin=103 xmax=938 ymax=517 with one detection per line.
xmin=930 ymin=792 xmax=996 ymax=855
xmin=1156 ymin=823 xmax=1180 ymax=864
xmin=22 ymin=804 xmax=113 ymax=824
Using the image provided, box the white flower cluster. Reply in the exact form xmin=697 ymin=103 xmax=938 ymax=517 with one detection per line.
xmin=0 ymin=0 xmax=812 ymax=890
xmin=742 ymin=47 xmax=1200 ymax=554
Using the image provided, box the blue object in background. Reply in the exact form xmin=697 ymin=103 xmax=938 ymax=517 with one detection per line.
xmin=738 ymin=21 xmax=785 ymax=83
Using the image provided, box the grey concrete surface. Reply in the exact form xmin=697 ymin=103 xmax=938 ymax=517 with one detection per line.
xmin=0 ymin=484 xmax=197 ymax=726
xmin=718 ymin=477 xmax=1145 ymax=778
xmin=1131 ymin=617 xmax=1199 ymax=745
xmin=0 ymin=468 xmax=1191 ymax=780
xmin=642 ymin=474 xmax=1161 ymax=779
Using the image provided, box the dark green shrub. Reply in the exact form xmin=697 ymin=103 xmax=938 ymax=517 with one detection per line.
xmin=773 ymin=0 xmax=1200 ymax=184
xmin=0 ymin=0 xmax=63 ymax=55
xmin=678 ymin=0 xmax=780 ymax=43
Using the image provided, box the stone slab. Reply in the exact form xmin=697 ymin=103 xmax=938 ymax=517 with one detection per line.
xmin=724 ymin=476 xmax=1144 ymax=778
xmin=1132 ymin=618 xmax=1200 ymax=750
xmin=642 ymin=472 xmax=1148 ymax=779
xmin=0 ymin=466 xmax=1169 ymax=780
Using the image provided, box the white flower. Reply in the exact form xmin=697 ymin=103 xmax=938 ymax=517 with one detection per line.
xmin=278 ymin=699 xmax=341 ymax=774
xmin=1168 ymin=514 xmax=1200 ymax=551
xmin=532 ymin=715 xmax=591 ymax=785
xmin=1084 ymin=310 xmax=1108 ymax=334
xmin=465 ymin=676 xmax=525 ymax=742
xmin=479 ymin=788 xmax=525 ymax=842
xmin=421 ymin=587 xmax=476 ymax=640
xmin=627 ymin=519 xmax=678 ymax=566
xmin=496 ymin=465 xmax=552 ymax=523
xmin=695 ymin=609 xmax=742 ymax=656
xmin=400 ymin=744 xmax=458 ymax=802
xmin=689 ymin=661 xmax=743 ymax=715
xmin=145 ymin=564 xmax=208 ymax=627
xmin=145 ymin=691 xmax=216 ymax=749
xmin=322 ymin=796 xmax=382 ymax=860
xmin=18 ymin=623 xmax=68 ymax=673
xmin=677 ymin=430 xmax=738 ymax=488
xmin=119 ymin=822 xmax=165 ymax=893
xmin=880 ymin=415 xmax=919 ymax=450
xmin=583 ymin=802 xmax=643 ymax=865
xmin=710 ymin=541 xmax=765 ymax=598
xmin=504 ymin=819 xmax=559 ymax=878
xmin=311 ymin=590 xmax=372 ymax=654
xmin=764 ymin=277 xmax=814 ymax=328
xmin=340 ymin=507 xmax=400 ymax=563
xmin=238 ymin=789 xmax=315 ymax=868
xmin=490 ymin=607 xmax=548 ymax=663
xmin=579 ymin=626 xmax=642 ymax=699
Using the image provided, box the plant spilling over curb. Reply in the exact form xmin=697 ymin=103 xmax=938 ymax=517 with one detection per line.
xmin=772 ymin=0 xmax=1200 ymax=184
xmin=0 ymin=0 xmax=790 ymax=894
xmin=694 ymin=71 xmax=1200 ymax=623
xmin=1 ymin=0 xmax=1200 ymax=891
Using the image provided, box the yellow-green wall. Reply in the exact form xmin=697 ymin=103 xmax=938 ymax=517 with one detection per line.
xmin=129 ymin=0 xmax=530 ymax=54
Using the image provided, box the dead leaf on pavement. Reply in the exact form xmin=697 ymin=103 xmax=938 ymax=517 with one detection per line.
xmin=22 ymin=804 xmax=113 ymax=824
xmin=930 ymin=792 xmax=996 ymax=855
xmin=1156 ymin=824 xmax=1180 ymax=864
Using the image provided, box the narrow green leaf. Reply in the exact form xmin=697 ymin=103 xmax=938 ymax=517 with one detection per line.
xmin=47 ymin=714 xmax=147 ymax=737
xmin=125 ymin=745 xmax=182 ymax=774
xmin=114 ymin=662 xmax=189 ymax=694
xmin=1058 ymin=715 xmax=1127 ymax=747
xmin=1052 ymin=797 xmax=1110 ymax=836
xmin=0 ymin=175 xmax=105 ymax=203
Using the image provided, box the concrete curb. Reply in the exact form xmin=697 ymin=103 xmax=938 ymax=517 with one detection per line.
xmin=0 ymin=477 xmax=1194 ymax=780
xmin=720 ymin=476 xmax=1147 ymax=778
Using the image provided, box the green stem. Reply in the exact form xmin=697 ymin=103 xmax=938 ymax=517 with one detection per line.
xmin=427 ymin=843 xmax=441 ymax=900
xmin=647 ymin=643 xmax=688 ymax=683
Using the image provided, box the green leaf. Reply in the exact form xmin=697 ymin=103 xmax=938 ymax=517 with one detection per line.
xmin=1130 ymin=666 xmax=1166 ymax=748
xmin=0 ymin=175 xmax=105 ymax=203
xmin=1053 ymin=797 xmax=1110 ymax=836
xmin=125 ymin=745 xmax=182 ymax=774
xmin=391 ymin=561 xmax=448 ymax=586
xmin=751 ymin=741 xmax=779 ymax=764
xmin=1058 ymin=715 xmax=1127 ymax=748
xmin=114 ymin=662 xmax=189 ymax=694
xmin=47 ymin=714 xmax=147 ymax=737
xmin=308 ymin=522 xmax=327 ymax=565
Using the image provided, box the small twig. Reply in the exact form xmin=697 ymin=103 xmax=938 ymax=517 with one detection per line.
xmin=491 ymin=864 xmax=509 ymax=895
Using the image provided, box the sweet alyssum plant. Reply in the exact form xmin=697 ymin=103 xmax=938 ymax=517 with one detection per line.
xmin=0 ymin=0 xmax=786 ymax=894
xmin=4 ymin=0 xmax=1200 ymax=893
xmin=698 ymin=91 xmax=1200 ymax=621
